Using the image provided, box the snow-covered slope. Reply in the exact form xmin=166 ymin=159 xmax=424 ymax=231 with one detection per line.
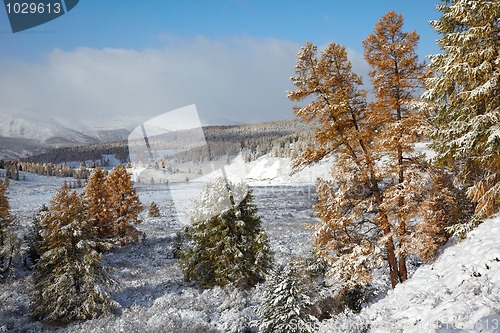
xmin=0 ymin=113 xmax=97 ymax=143
xmin=321 ymin=215 xmax=500 ymax=333
xmin=196 ymin=153 xmax=333 ymax=186
xmin=0 ymin=113 xmax=133 ymax=144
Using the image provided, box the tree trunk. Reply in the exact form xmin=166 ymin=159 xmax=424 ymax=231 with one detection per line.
xmin=369 ymin=173 xmax=400 ymax=288
xmin=398 ymin=253 xmax=408 ymax=282
xmin=386 ymin=234 xmax=400 ymax=288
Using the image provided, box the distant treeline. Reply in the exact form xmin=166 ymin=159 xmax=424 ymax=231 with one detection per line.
xmin=175 ymin=119 xmax=316 ymax=163
xmin=3 ymin=119 xmax=316 ymax=178
xmin=0 ymin=159 xmax=90 ymax=180
xmin=20 ymin=141 xmax=129 ymax=165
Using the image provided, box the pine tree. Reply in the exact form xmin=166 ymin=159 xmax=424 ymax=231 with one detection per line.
xmin=424 ymin=0 xmax=500 ymax=217
xmin=26 ymin=205 xmax=48 ymax=267
xmin=179 ymin=177 xmax=272 ymax=289
xmin=288 ymin=41 xmax=397 ymax=288
xmin=148 ymin=202 xmax=160 ymax=218
xmin=31 ymin=183 xmax=118 ymax=324
xmin=105 ymin=166 xmax=144 ymax=245
xmin=0 ymin=178 xmax=16 ymax=278
xmin=258 ymin=258 xmax=317 ymax=333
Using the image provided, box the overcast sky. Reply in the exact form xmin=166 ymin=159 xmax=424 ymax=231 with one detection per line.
xmin=0 ymin=0 xmax=441 ymax=127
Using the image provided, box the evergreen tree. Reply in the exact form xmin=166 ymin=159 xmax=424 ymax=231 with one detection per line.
xmin=26 ymin=205 xmax=48 ymax=267
xmin=105 ymin=166 xmax=144 ymax=245
xmin=148 ymin=202 xmax=160 ymax=218
xmin=0 ymin=179 xmax=16 ymax=279
xmin=424 ymin=0 xmax=500 ymax=217
xmin=258 ymin=258 xmax=317 ymax=333
xmin=180 ymin=177 xmax=272 ymax=289
xmin=31 ymin=183 xmax=118 ymax=324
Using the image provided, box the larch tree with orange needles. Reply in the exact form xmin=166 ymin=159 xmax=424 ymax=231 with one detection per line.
xmin=363 ymin=10 xmax=429 ymax=282
xmin=289 ymin=12 xmax=447 ymax=290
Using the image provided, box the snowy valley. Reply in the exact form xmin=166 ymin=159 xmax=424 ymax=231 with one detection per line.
xmin=0 ymin=151 xmax=499 ymax=332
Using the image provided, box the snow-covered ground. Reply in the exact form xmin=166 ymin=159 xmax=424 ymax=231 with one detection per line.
xmin=2 ymin=151 xmax=499 ymax=332
xmin=320 ymin=215 xmax=500 ymax=333
xmin=1 ymin=168 xmax=318 ymax=332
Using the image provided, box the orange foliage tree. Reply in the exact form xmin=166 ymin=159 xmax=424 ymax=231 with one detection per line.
xmin=84 ymin=166 xmax=143 ymax=246
xmin=289 ymin=12 xmax=447 ymax=290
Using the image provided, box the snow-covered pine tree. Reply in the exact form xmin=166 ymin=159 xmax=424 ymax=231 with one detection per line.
xmin=0 ymin=178 xmax=16 ymax=279
xmin=105 ymin=165 xmax=144 ymax=245
xmin=180 ymin=177 xmax=272 ymax=289
xmin=424 ymin=0 xmax=500 ymax=217
xmin=258 ymin=258 xmax=317 ymax=333
xmin=26 ymin=205 xmax=48 ymax=267
xmin=148 ymin=202 xmax=160 ymax=218
xmin=31 ymin=182 xmax=118 ymax=324
xmin=84 ymin=167 xmax=114 ymax=240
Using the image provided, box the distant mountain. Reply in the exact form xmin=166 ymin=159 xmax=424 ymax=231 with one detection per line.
xmin=0 ymin=114 xmax=94 ymax=143
xmin=0 ymin=113 xmax=134 ymax=159
xmin=1 ymin=114 xmax=315 ymax=162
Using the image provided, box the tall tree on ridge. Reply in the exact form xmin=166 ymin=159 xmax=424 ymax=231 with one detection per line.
xmin=289 ymin=41 xmax=397 ymax=288
xmin=289 ymin=12 xmax=438 ymax=289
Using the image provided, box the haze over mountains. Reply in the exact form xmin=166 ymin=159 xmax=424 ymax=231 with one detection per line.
xmin=0 ymin=112 xmax=311 ymax=161
xmin=0 ymin=113 xmax=133 ymax=159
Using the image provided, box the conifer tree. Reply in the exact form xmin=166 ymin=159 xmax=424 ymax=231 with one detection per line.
xmin=258 ymin=258 xmax=317 ymax=333
xmin=148 ymin=202 xmax=160 ymax=218
xmin=31 ymin=182 xmax=118 ymax=324
xmin=363 ymin=10 xmax=429 ymax=282
xmin=289 ymin=12 xmax=436 ymax=289
xmin=105 ymin=166 xmax=144 ymax=245
xmin=424 ymin=0 xmax=500 ymax=217
xmin=288 ymin=41 xmax=398 ymax=288
xmin=84 ymin=167 xmax=114 ymax=240
xmin=0 ymin=179 xmax=16 ymax=278
xmin=180 ymin=177 xmax=272 ymax=289
xmin=26 ymin=205 xmax=48 ymax=267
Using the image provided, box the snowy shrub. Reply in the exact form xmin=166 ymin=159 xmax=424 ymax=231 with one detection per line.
xmin=258 ymin=258 xmax=318 ymax=333
xmin=218 ymin=286 xmax=256 ymax=333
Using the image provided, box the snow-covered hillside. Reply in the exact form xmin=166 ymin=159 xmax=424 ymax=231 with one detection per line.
xmin=0 ymin=114 xmax=95 ymax=143
xmin=320 ymin=216 xmax=500 ymax=333
xmin=0 ymin=114 xmax=132 ymax=145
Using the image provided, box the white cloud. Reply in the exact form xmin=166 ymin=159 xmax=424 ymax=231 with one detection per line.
xmin=0 ymin=36 xmax=372 ymax=128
